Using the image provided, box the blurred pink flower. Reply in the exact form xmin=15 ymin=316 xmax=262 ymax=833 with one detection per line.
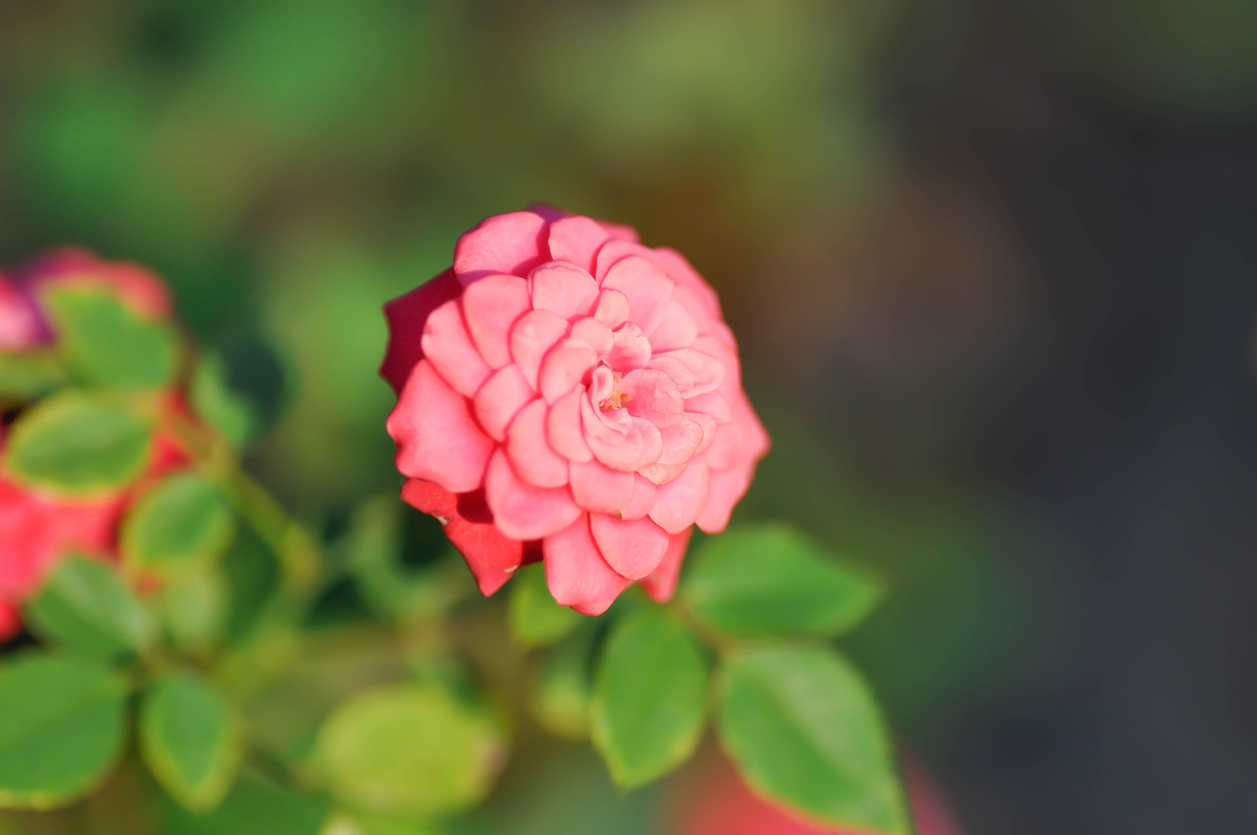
xmin=382 ymin=206 xmax=769 ymax=614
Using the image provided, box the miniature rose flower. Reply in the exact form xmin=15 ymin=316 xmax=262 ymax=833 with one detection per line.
xmin=0 ymin=250 xmax=186 ymax=639
xmin=382 ymin=206 xmax=769 ymax=614
xmin=0 ymin=437 xmax=123 ymax=639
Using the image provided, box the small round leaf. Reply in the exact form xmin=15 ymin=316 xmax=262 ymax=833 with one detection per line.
xmin=26 ymin=555 xmax=156 ymax=662
xmin=140 ymin=671 xmax=243 ymax=812
xmin=314 ymin=682 xmax=505 ymax=816
xmin=122 ymin=473 xmax=236 ymax=574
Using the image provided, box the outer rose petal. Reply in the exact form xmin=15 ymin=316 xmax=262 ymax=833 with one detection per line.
xmin=546 ymin=217 xmax=611 ymax=278
xmin=473 ymin=364 xmax=535 ymax=442
xmin=0 ymin=276 xmax=40 ymax=351
xmin=420 ymin=294 xmax=492 ymax=397
xmin=506 ymin=399 xmax=570 ymax=488
xmin=601 ymin=255 xmax=674 ymax=335
xmin=547 ymin=389 xmax=593 ymax=462
xmin=510 ymin=309 xmax=569 ymax=390
xmin=529 ymin=261 xmax=599 ymax=320
xmin=569 ymin=459 xmax=635 ymax=514
xmin=462 ymin=274 xmax=531 ymax=369
xmin=380 ymin=269 xmax=462 ymax=394
xmin=543 ymin=515 xmax=631 ymax=615
xmin=649 ymin=299 xmax=699 ymax=350
xmin=454 ymin=211 xmax=549 ymax=283
xmin=621 ymin=475 xmax=657 ymax=521
xmin=695 ymin=461 xmax=755 ymax=534
xmin=589 ymin=513 xmax=670 ymax=580
xmin=650 ymin=246 xmax=722 ymax=320
xmin=649 ymin=459 xmax=710 ymax=534
xmin=388 ymin=361 xmax=494 ymax=493
xmin=640 ymin=527 xmax=693 ymax=603
xmin=401 ymin=479 xmax=524 ymax=596
xmin=484 ymin=450 xmax=581 ymax=540
xmin=593 ymin=239 xmax=655 ymax=282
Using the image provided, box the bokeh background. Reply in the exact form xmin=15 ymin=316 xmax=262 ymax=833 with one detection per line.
xmin=3 ymin=1 xmax=1257 ymax=833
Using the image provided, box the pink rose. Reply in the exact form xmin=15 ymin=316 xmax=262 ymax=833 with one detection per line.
xmin=382 ymin=206 xmax=769 ymax=615
xmin=0 ymin=431 xmax=124 ymax=640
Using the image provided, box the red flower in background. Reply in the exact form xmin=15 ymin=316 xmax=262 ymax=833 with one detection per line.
xmin=0 ymin=250 xmax=185 ymax=639
xmin=382 ymin=206 xmax=769 ymax=614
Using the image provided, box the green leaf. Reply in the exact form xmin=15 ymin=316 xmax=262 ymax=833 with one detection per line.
xmin=162 ymin=767 xmax=327 ymax=835
xmin=122 ymin=473 xmax=236 ymax=576
xmin=2 ymin=390 xmax=154 ymax=498
xmin=683 ymin=524 xmax=884 ymax=638
xmin=508 ymin=563 xmax=583 ymax=648
xmin=140 ymin=671 xmax=243 ymax=813
xmin=314 ymin=682 xmax=505 ymax=817
xmin=528 ymin=627 xmax=598 ymax=741
xmin=0 ymin=653 xmax=128 ymax=808
xmin=190 ymin=352 xmax=257 ymax=450
xmin=160 ymin=568 xmax=229 ymax=654
xmin=590 ymin=609 xmax=707 ymax=789
xmin=716 ymin=645 xmax=910 ymax=834
xmin=43 ymin=285 xmax=177 ymax=389
xmin=26 ymin=556 xmax=156 ymax=662
xmin=0 ymin=351 xmax=67 ymax=403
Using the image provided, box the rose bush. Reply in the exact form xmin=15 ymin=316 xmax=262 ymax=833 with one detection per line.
xmin=0 ymin=250 xmax=185 ymax=638
xmin=382 ymin=206 xmax=769 ymax=614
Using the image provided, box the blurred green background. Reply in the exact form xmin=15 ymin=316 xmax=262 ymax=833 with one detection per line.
xmin=4 ymin=1 xmax=1257 ymax=833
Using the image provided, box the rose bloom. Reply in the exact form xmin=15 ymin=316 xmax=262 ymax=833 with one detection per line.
xmin=382 ymin=206 xmax=769 ymax=614
xmin=0 ymin=251 xmax=180 ymax=639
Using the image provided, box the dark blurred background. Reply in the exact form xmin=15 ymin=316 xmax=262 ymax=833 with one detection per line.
xmin=2 ymin=1 xmax=1257 ymax=833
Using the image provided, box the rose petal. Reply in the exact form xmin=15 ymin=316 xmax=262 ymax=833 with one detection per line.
xmin=621 ymin=368 xmax=684 ymax=428
xmin=380 ymin=269 xmax=462 ymax=394
xmin=605 ymin=323 xmax=652 ymax=371
xmin=547 ymin=216 xmax=612 ymax=275
xmin=569 ymin=317 xmax=613 ymax=357
xmin=695 ymin=459 xmax=755 ymax=534
xmin=509 ymin=309 xmax=569 ymax=390
xmin=621 ymin=474 xmax=657 ymax=520
xmin=581 ymin=394 xmax=646 ymax=472
xmin=529 ymin=261 xmax=599 ymax=320
xmin=588 ymin=366 xmax=616 ymax=405
xmin=506 ymin=399 xmax=570 ymax=488
xmin=693 ymin=333 xmax=741 ymax=403
xmin=484 ymin=450 xmax=581 ymax=540
xmin=684 ymin=391 xmax=733 ymax=424
xmin=639 ymin=416 xmax=704 ymax=485
xmin=544 ymin=515 xmax=631 ymax=615
xmin=462 ymin=274 xmax=531 ymax=369
xmin=539 ymin=338 xmax=597 ymax=404
xmin=420 ymin=296 xmax=493 ymax=398
xmin=547 ymin=389 xmax=593 ymax=462
xmin=640 ymin=527 xmax=693 ymax=603
xmin=401 ymin=479 xmax=523 ymax=596
xmin=593 ymin=239 xmax=654 ymax=282
xmin=690 ymin=412 xmax=718 ymax=456
xmin=594 ymin=289 xmax=631 ymax=329
xmin=454 ymin=211 xmax=549 ymax=283
xmin=388 ymin=361 xmax=494 ymax=493
xmin=569 ymin=459 xmax=635 ymax=514
xmin=652 ymin=348 xmax=725 ymax=398
xmin=649 ymin=458 xmax=710 ymax=534
xmin=648 ymin=298 xmax=699 ymax=350
xmin=650 ymin=247 xmax=722 ymax=320
xmin=589 ymin=514 xmax=669 ymax=581
xmin=473 ymin=364 xmax=535 ymax=442
xmin=601 ymin=255 xmax=675 ymax=335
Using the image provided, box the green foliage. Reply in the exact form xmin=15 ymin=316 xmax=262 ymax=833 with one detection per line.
xmin=717 ymin=645 xmax=910 ymax=834
xmin=508 ymin=564 xmax=583 ymax=648
xmin=590 ymin=609 xmax=708 ymax=789
xmin=26 ymin=556 xmax=156 ymax=663
xmin=0 ymin=351 xmax=66 ymax=404
xmin=314 ymin=682 xmax=505 ymax=817
xmin=140 ymin=671 xmax=243 ymax=812
xmin=1 ymin=390 xmax=153 ymax=497
xmin=162 ymin=768 xmax=328 ymax=835
xmin=160 ymin=568 xmax=230 ymax=654
xmin=0 ymin=654 xmax=128 ymax=809
xmin=683 ymin=524 xmax=884 ymax=638
xmin=122 ymin=473 xmax=236 ymax=576
xmin=42 ymin=286 xmax=178 ymax=390
xmin=528 ymin=627 xmax=598 ymax=742
xmin=191 ymin=352 xmax=258 ymax=451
